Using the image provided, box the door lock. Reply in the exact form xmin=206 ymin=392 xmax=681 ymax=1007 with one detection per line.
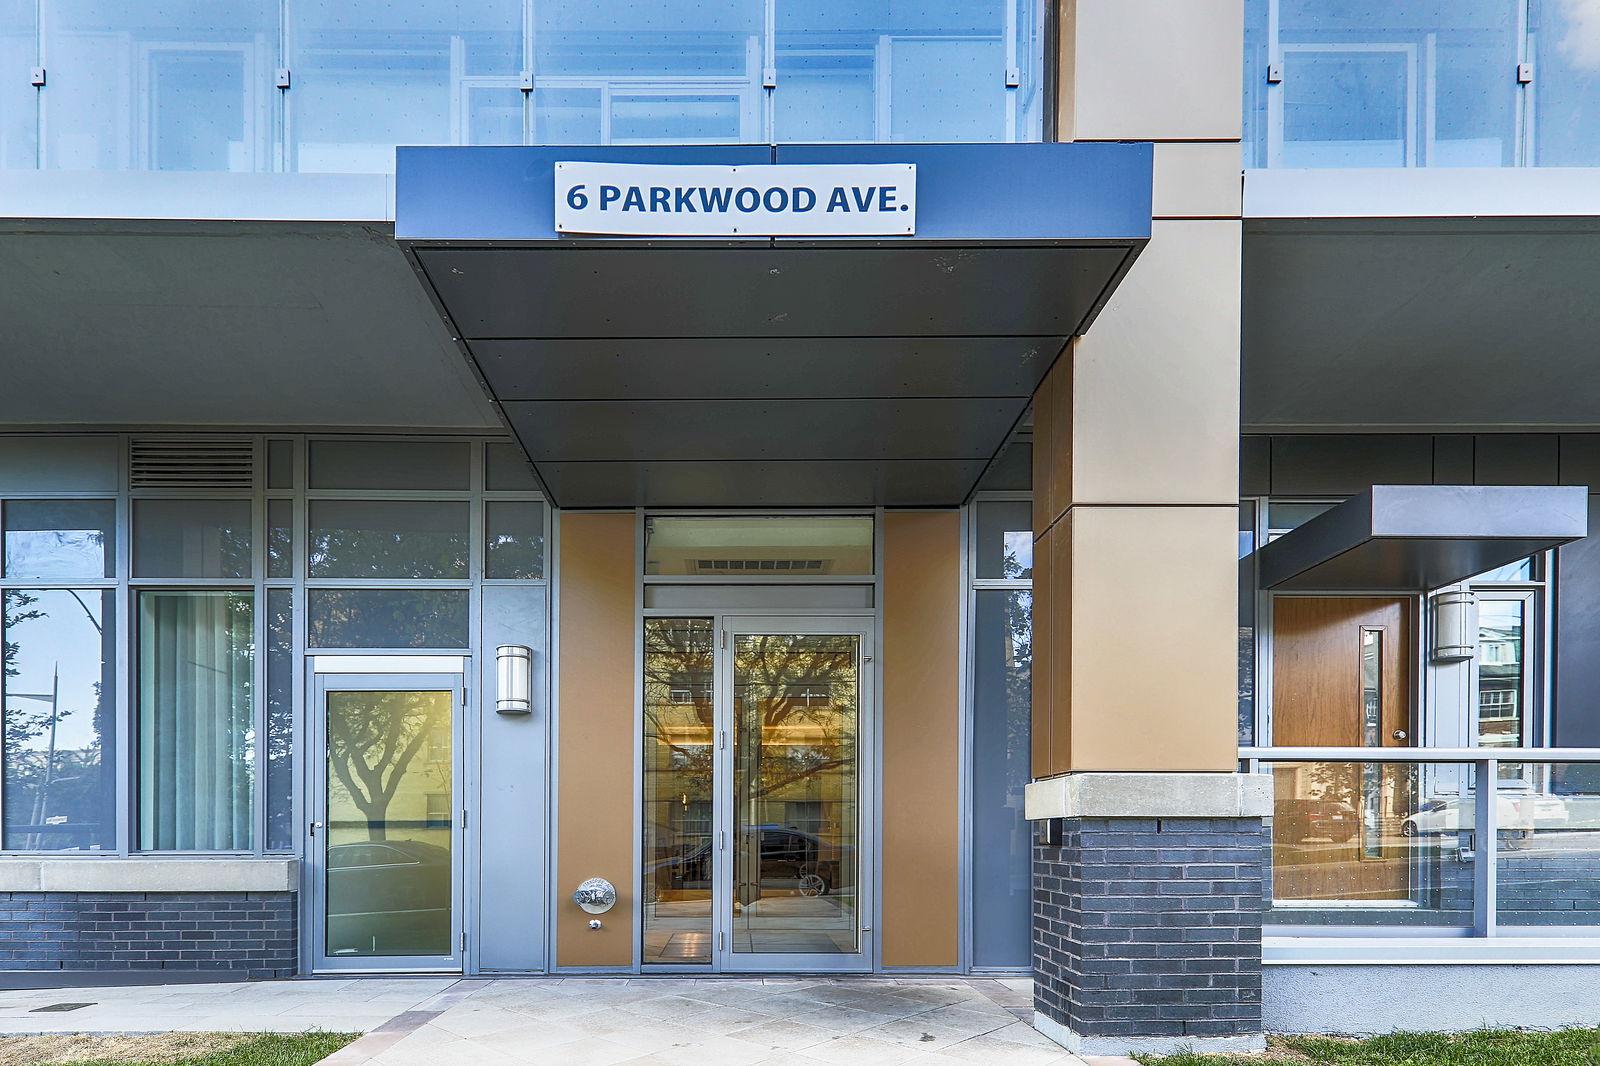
xmin=1392 ymin=729 xmax=1409 ymax=741
xmin=309 ymin=821 xmax=324 ymax=837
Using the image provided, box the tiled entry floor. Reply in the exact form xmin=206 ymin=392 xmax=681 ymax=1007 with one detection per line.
xmin=325 ymin=977 xmax=1099 ymax=1066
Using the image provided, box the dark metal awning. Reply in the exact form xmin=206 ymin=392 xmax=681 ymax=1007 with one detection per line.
xmin=1257 ymin=485 xmax=1589 ymax=591
xmin=396 ymin=143 xmax=1153 ymax=508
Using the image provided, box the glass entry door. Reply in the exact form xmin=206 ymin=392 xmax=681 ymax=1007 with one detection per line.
xmin=643 ymin=616 xmax=872 ymax=972
xmin=308 ymin=672 xmax=463 ymax=972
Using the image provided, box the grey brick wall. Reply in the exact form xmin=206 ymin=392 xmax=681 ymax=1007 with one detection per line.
xmin=0 ymin=892 xmax=296 ymax=979
xmin=1033 ymin=816 xmax=1267 ymax=1040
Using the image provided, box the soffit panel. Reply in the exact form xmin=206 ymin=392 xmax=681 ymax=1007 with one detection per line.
xmin=532 ymin=459 xmax=993 ymax=509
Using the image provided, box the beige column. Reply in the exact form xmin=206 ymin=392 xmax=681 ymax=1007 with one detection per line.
xmin=1033 ymin=0 xmax=1243 ymax=776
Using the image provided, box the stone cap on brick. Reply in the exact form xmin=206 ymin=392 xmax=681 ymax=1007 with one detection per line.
xmin=1024 ymin=771 xmax=1273 ymax=821
xmin=0 ymin=858 xmax=298 ymax=893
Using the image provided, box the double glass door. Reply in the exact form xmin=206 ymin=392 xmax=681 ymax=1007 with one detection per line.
xmin=307 ymin=670 xmax=464 ymax=972
xmin=643 ymin=615 xmax=872 ymax=971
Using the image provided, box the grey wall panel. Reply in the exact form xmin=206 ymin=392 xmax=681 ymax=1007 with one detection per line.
xmin=1474 ymin=435 xmax=1558 ymax=486
xmin=476 ymin=585 xmax=549 ymax=971
xmin=0 ymin=436 xmax=119 ymax=492
xmin=418 ymin=246 xmax=1129 ymax=340
xmin=1432 ymin=436 xmax=1474 ymax=485
xmin=1560 ymin=436 xmax=1600 ymax=488
xmin=471 ymin=337 xmax=1057 ymax=402
xmin=532 ymin=459 xmax=991 ymax=508
xmin=502 ymin=399 xmax=1022 ymax=462
xmin=1556 ymin=495 xmax=1600 ymax=748
xmin=1269 ymin=435 xmax=1433 ymax=495
xmin=1240 ymin=436 xmax=1270 ymax=495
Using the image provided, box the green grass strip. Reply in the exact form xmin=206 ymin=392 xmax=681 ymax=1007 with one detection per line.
xmin=1138 ymin=1027 xmax=1600 ymax=1066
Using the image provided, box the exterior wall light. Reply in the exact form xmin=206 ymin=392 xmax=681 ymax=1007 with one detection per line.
xmin=1430 ymin=589 xmax=1477 ymax=664
xmin=496 ymin=644 xmax=533 ymax=714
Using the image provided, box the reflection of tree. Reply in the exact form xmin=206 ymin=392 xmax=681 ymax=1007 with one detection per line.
xmin=308 ymin=515 xmax=468 ymax=578
xmin=327 ymin=691 xmax=447 ymax=842
xmin=735 ymin=635 xmax=857 ymax=804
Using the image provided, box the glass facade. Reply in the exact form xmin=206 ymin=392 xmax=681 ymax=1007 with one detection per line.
xmin=5 ymin=0 xmax=1044 ymax=178
xmin=1246 ymin=0 xmax=1600 ymax=167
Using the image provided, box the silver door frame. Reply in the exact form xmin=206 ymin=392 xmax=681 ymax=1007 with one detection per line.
xmin=303 ymin=667 xmax=467 ymax=974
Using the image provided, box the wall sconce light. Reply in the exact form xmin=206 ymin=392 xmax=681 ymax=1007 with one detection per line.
xmin=1430 ymin=589 xmax=1477 ymax=664
xmin=496 ymin=644 xmax=532 ymax=714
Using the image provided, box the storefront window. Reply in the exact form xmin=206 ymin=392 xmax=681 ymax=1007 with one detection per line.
xmin=132 ymin=499 xmax=253 ymax=579
xmin=138 ymin=590 xmax=256 ymax=851
xmin=308 ymin=501 xmax=469 ymax=579
xmin=3 ymin=499 xmax=115 ymax=579
xmin=971 ymin=588 xmax=1031 ymax=967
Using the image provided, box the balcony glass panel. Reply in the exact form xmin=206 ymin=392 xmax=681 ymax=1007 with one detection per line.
xmin=1267 ymin=760 xmax=1479 ymax=929
xmin=1496 ymin=765 xmax=1600 ymax=928
xmin=288 ymin=0 xmax=522 ymax=173
xmin=1529 ymin=0 xmax=1600 ymax=165
xmin=41 ymin=0 xmax=277 ymax=171
xmin=0 ymin=0 xmax=36 ymax=169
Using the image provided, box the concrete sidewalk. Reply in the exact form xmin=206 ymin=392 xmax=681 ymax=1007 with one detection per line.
xmin=0 ymin=976 xmax=1130 ymax=1065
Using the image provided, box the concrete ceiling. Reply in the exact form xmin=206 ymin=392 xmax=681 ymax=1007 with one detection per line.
xmin=1243 ymin=217 xmax=1600 ymax=432
xmin=0 ymin=220 xmax=498 ymax=430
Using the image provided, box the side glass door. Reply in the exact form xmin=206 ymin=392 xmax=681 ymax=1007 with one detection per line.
xmin=721 ymin=619 xmax=871 ymax=972
xmin=309 ymin=672 xmax=463 ymax=971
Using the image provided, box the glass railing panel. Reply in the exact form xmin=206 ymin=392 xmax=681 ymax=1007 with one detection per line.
xmin=1496 ymin=764 xmax=1600 ymax=928
xmin=1528 ymin=0 xmax=1600 ymax=166
xmin=0 ymin=0 xmax=37 ymax=169
xmin=1266 ymin=760 xmax=1479 ymax=929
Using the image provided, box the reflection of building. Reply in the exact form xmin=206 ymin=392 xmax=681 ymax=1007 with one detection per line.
xmin=2 ymin=0 xmax=1600 ymax=1053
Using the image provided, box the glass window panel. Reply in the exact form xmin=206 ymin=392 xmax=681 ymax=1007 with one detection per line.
xmin=1477 ymin=598 xmax=1526 ymax=752
xmin=41 ymin=0 xmax=276 ymax=171
xmin=644 ymin=516 xmax=873 ymax=576
xmin=266 ymin=439 xmax=294 ymax=490
xmin=132 ymin=499 xmax=252 ymax=578
xmin=4 ymin=499 xmax=115 ymax=579
xmin=974 ymin=501 xmax=1032 ymax=579
xmin=1275 ymin=0 xmax=1520 ymax=168
xmin=267 ymin=499 xmax=292 ymax=579
xmin=890 ymin=37 xmax=1005 ymax=142
xmin=643 ymin=618 xmax=715 ymax=964
xmin=138 ymin=591 xmax=255 ymax=851
xmin=287 ymin=0 xmax=521 ymax=173
xmin=308 ymin=501 xmax=469 ymax=579
xmin=308 ymin=441 xmax=469 ymax=491
xmin=485 ymin=501 xmax=546 ymax=580
xmin=1531 ymin=0 xmax=1600 ymax=165
xmin=971 ymin=589 xmax=1032 ymax=967
xmin=308 ymin=589 xmax=469 ymax=649
xmin=2 ymin=589 xmax=116 ymax=851
xmin=1497 ymin=764 xmax=1600 ymax=928
xmin=485 ymin=442 xmax=540 ymax=491
xmin=325 ymin=688 xmax=454 ymax=956
xmin=1268 ymin=760 xmax=1479 ymax=930
xmin=265 ymin=589 xmax=293 ymax=851
xmin=0 ymin=437 xmax=118 ymax=494
xmin=0 ymin=0 xmax=36 ymax=169
xmin=1266 ymin=500 xmax=1336 ymax=540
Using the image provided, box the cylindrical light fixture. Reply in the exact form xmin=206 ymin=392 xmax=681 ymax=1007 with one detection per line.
xmin=496 ymin=644 xmax=532 ymax=714
xmin=1430 ymin=589 xmax=1477 ymax=664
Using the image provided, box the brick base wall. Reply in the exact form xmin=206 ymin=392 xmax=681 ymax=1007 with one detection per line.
xmin=1033 ymin=816 xmax=1267 ymax=1045
xmin=0 ymin=892 xmax=296 ymax=979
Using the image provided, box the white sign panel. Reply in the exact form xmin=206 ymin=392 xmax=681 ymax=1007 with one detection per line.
xmin=554 ymin=161 xmax=916 ymax=237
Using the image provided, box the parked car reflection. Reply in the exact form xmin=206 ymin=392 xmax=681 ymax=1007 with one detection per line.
xmin=648 ymin=825 xmax=854 ymax=900
xmin=326 ymin=839 xmax=451 ymax=957
xmin=1401 ymin=795 xmax=1570 ymax=837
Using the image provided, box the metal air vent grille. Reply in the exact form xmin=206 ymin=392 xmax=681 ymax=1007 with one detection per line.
xmin=693 ymin=558 xmax=826 ymax=573
xmin=130 ymin=438 xmax=256 ymax=489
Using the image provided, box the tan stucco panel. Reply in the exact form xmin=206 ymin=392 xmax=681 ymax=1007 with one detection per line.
xmin=1067 ymin=505 xmax=1239 ymax=771
xmin=555 ymin=512 xmax=636 ymax=967
xmin=881 ymin=511 xmax=962 ymax=967
xmin=1070 ymin=220 xmax=1242 ymax=506
xmin=1066 ymin=0 xmax=1243 ymax=142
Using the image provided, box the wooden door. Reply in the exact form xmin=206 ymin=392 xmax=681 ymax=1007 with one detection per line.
xmin=1270 ymin=597 xmax=1414 ymax=902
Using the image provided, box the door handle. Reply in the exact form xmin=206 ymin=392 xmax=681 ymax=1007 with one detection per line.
xmin=1392 ymin=730 xmax=1409 ymax=741
xmin=309 ymin=821 xmax=324 ymax=837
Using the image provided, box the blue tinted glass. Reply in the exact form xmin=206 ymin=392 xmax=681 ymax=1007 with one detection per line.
xmin=971 ymin=589 xmax=1032 ymax=967
xmin=41 ymin=0 xmax=276 ymax=171
xmin=265 ymin=588 xmax=294 ymax=851
xmin=308 ymin=501 xmax=469 ymax=579
xmin=1531 ymin=0 xmax=1600 ymax=165
xmin=1273 ymin=0 xmax=1520 ymax=167
xmin=0 ymin=0 xmax=36 ymax=169
xmin=132 ymin=499 xmax=253 ymax=579
xmin=4 ymin=499 xmax=115 ymax=579
xmin=289 ymin=0 xmax=522 ymax=173
xmin=308 ymin=588 xmax=470 ymax=648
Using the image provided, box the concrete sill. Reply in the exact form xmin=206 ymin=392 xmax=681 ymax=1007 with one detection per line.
xmin=0 ymin=858 xmax=298 ymax=893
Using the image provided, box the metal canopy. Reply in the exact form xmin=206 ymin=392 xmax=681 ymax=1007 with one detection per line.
xmin=397 ymin=143 xmax=1153 ymax=508
xmin=1257 ymin=485 xmax=1589 ymax=591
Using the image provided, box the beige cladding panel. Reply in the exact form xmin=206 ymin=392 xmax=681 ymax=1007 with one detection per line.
xmin=1070 ymin=220 xmax=1241 ymax=506
xmin=881 ymin=511 xmax=962 ymax=968
xmin=1066 ymin=505 xmax=1239 ymax=771
xmin=555 ymin=512 xmax=637 ymax=968
xmin=1152 ymin=143 xmax=1244 ymax=220
xmin=1065 ymin=0 xmax=1244 ymax=142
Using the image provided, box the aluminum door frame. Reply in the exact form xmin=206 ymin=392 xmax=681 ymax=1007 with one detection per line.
xmin=304 ymin=669 xmax=467 ymax=974
xmin=712 ymin=614 xmax=876 ymax=974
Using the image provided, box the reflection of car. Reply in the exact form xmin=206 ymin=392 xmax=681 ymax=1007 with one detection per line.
xmin=1401 ymin=795 xmax=1570 ymax=837
xmin=326 ymin=839 xmax=451 ymax=956
xmin=647 ymin=825 xmax=854 ymax=898
xmin=1277 ymin=799 xmax=1358 ymax=843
